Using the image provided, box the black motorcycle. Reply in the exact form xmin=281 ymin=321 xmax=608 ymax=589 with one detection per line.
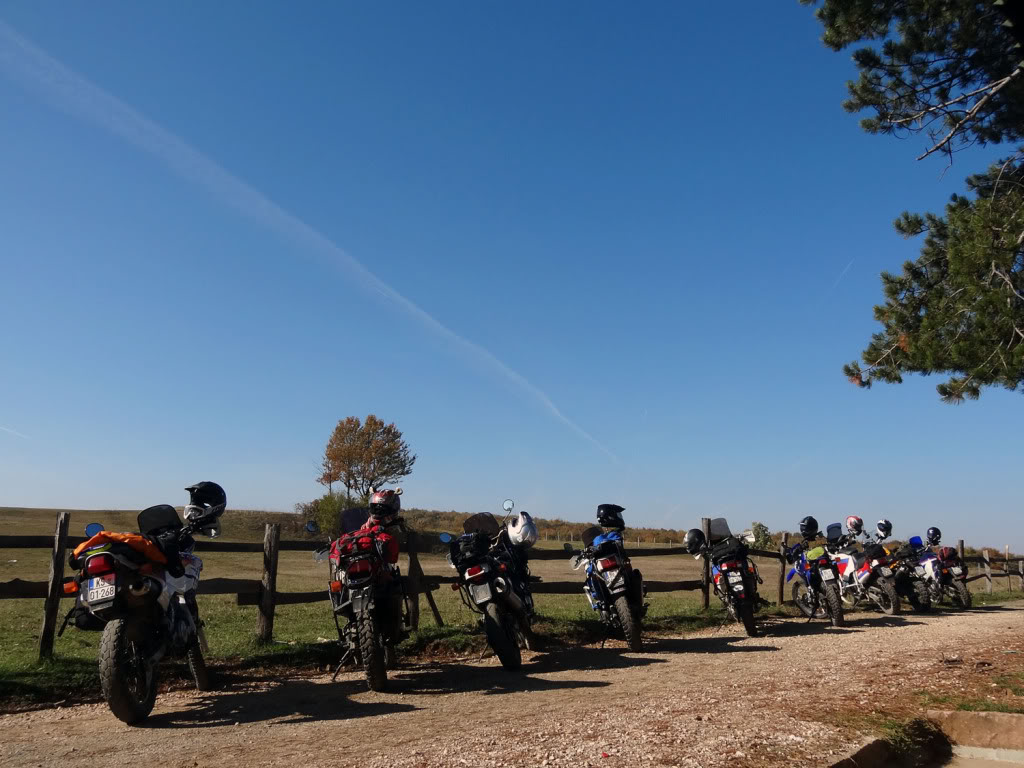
xmin=563 ymin=521 xmax=647 ymax=650
xmin=61 ymin=501 xmax=222 ymax=724
xmin=441 ymin=500 xmax=535 ymax=669
xmin=888 ymin=541 xmax=933 ymax=613
xmin=309 ymin=509 xmax=412 ymax=691
xmin=685 ymin=518 xmax=762 ymax=637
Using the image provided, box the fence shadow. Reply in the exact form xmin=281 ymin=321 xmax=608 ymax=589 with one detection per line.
xmin=143 ymin=678 xmax=417 ymax=729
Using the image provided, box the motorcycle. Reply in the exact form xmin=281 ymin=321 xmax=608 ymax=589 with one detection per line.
xmin=309 ymin=507 xmax=412 ymax=692
xmin=60 ymin=500 xmax=223 ymax=724
xmin=786 ymin=537 xmax=845 ymax=627
xmin=685 ymin=518 xmax=762 ymax=637
xmin=824 ymin=522 xmax=901 ymax=615
xmin=563 ymin=511 xmax=647 ymax=651
xmin=920 ymin=541 xmax=972 ymax=609
xmin=440 ymin=499 xmax=536 ymax=670
xmin=888 ymin=536 xmax=932 ymax=612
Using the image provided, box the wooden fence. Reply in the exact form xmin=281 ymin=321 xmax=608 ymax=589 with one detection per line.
xmin=2 ymin=513 xmax=1022 ymax=661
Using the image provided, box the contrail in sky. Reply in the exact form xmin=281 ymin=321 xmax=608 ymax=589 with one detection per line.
xmin=830 ymin=259 xmax=855 ymax=291
xmin=0 ymin=425 xmax=30 ymax=439
xmin=0 ymin=20 xmax=616 ymax=461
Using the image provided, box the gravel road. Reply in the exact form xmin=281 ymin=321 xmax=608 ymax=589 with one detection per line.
xmin=3 ymin=605 xmax=1022 ymax=768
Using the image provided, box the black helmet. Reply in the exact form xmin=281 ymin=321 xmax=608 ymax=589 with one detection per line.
xmin=876 ymin=519 xmax=892 ymax=539
xmin=184 ymin=481 xmax=226 ymax=526
xmin=846 ymin=515 xmax=864 ymax=536
xmin=799 ymin=516 xmax=819 ymax=539
xmin=684 ymin=528 xmax=706 ymax=555
xmin=597 ymin=504 xmax=625 ymax=529
xmin=926 ymin=526 xmax=941 ymax=546
xmin=369 ymin=487 xmax=402 ymax=525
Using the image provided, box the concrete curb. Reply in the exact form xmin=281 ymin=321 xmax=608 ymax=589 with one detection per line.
xmin=926 ymin=710 xmax=1024 ymax=751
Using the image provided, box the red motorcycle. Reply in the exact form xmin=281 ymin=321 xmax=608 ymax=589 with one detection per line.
xmin=308 ymin=505 xmax=411 ymax=691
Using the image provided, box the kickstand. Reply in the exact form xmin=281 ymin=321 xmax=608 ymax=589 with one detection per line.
xmin=331 ymin=648 xmax=354 ymax=682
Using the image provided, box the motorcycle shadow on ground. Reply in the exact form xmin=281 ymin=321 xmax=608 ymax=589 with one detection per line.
xmin=142 ymin=677 xmax=418 ymax=729
xmin=756 ymin=612 xmax=925 ymax=637
xmin=644 ymin=635 xmax=780 ymax=654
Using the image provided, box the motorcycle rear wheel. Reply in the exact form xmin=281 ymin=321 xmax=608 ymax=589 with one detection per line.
xmin=908 ymin=580 xmax=932 ymax=613
xmin=614 ymin=595 xmax=642 ymax=651
xmin=824 ymin=583 xmax=845 ymax=627
xmin=484 ymin=602 xmax=522 ymax=670
xmin=739 ymin=601 xmax=758 ymax=637
xmin=870 ymin=579 xmax=900 ymax=615
xmin=186 ymin=639 xmax=211 ymax=691
xmin=358 ymin=616 xmax=388 ymax=691
xmin=950 ymin=580 xmax=972 ymax=609
xmin=99 ymin=618 xmax=158 ymax=725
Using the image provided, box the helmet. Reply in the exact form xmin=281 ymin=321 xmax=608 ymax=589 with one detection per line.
xmin=846 ymin=516 xmax=864 ymax=536
xmin=597 ymin=504 xmax=626 ymax=529
xmin=876 ymin=519 xmax=892 ymax=539
xmin=799 ymin=516 xmax=819 ymax=539
xmin=506 ymin=510 xmax=538 ymax=548
xmin=369 ymin=487 xmax=402 ymax=525
xmin=684 ymin=528 xmax=706 ymax=555
xmin=926 ymin=526 xmax=941 ymax=546
xmin=184 ymin=481 xmax=226 ymax=526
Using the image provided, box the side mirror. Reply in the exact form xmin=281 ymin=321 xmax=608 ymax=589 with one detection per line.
xmin=313 ymin=548 xmax=330 ymax=563
xmin=305 ymin=520 xmax=320 ymax=534
xmin=85 ymin=523 xmax=104 ymax=537
xmin=395 ymin=487 xmax=403 ymax=496
xmin=562 ymin=542 xmax=573 ymax=553
xmin=502 ymin=499 xmax=514 ymax=513
xmin=439 ymin=533 xmax=453 ymax=544
xmin=742 ymin=530 xmax=756 ymax=544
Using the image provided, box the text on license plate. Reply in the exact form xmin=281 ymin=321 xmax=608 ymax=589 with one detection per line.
xmin=951 ymin=567 xmax=962 ymax=575
xmin=88 ymin=575 xmax=116 ymax=602
xmin=469 ymin=582 xmax=492 ymax=604
xmin=727 ymin=572 xmax=742 ymax=582
xmin=820 ymin=569 xmax=835 ymax=580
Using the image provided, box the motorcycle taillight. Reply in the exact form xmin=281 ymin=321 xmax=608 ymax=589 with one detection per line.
xmin=85 ymin=554 xmax=115 ymax=576
xmin=348 ymin=559 xmax=372 ymax=576
xmin=721 ymin=561 xmax=740 ymax=570
xmin=598 ymin=557 xmax=618 ymax=570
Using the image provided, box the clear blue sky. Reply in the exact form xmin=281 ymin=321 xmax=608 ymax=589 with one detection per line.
xmin=0 ymin=3 xmax=1020 ymax=549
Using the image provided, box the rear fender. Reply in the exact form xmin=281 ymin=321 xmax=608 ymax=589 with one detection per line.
xmin=786 ymin=568 xmax=798 ymax=582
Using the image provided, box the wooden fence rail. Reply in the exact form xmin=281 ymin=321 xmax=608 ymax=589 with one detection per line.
xmin=3 ymin=514 xmax=1021 ymax=657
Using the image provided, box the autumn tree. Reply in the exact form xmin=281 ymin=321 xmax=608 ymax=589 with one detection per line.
xmin=803 ymin=0 xmax=1024 ymax=401
xmin=320 ymin=414 xmax=416 ymax=500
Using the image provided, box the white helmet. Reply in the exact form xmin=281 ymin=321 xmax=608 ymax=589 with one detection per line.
xmin=506 ymin=510 xmax=538 ymax=548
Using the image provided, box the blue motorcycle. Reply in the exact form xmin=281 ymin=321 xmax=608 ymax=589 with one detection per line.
xmin=563 ymin=505 xmax=647 ymax=650
xmin=786 ymin=538 xmax=845 ymax=627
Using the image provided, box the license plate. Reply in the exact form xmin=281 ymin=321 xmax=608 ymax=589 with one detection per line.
xmin=915 ymin=566 xmax=926 ymax=576
xmin=87 ymin=575 xmax=116 ymax=602
xmin=469 ymin=582 xmax=492 ymax=604
xmin=820 ymin=569 xmax=835 ymax=581
xmin=879 ymin=567 xmax=893 ymax=577
xmin=951 ymin=567 xmax=962 ymax=575
xmin=727 ymin=572 xmax=742 ymax=582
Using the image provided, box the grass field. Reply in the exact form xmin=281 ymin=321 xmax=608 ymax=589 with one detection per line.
xmin=3 ymin=508 xmax=1022 ymax=708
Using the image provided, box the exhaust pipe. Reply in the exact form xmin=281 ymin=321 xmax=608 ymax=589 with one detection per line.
xmin=128 ymin=580 xmax=152 ymax=598
xmin=494 ymin=577 xmax=526 ymax=616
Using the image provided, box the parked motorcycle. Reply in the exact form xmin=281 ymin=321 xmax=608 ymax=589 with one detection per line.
xmin=685 ymin=518 xmax=762 ymax=637
xmin=786 ymin=517 xmax=845 ymax=627
xmin=888 ymin=535 xmax=933 ymax=613
xmin=563 ymin=504 xmax=647 ymax=651
xmin=440 ymin=499 xmax=537 ymax=670
xmin=59 ymin=482 xmax=225 ymax=724
xmin=824 ymin=520 xmax=901 ymax=615
xmin=919 ymin=527 xmax=972 ymax=609
xmin=309 ymin=504 xmax=412 ymax=691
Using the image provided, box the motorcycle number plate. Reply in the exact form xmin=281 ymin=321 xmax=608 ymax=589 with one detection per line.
xmin=470 ymin=582 xmax=492 ymax=605
xmin=879 ymin=567 xmax=893 ymax=577
xmin=951 ymin=567 xmax=962 ymax=575
xmin=87 ymin=575 xmax=116 ymax=602
xmin=915 ymin=566 xmax=926 ymax=576
xmin=726 ymin=572 xmax=742 ymax=582
xmin=820 ymin=569 xmax=835 ymax=581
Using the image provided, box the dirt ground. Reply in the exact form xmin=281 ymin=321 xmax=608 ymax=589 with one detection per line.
xmin=2 ymin=605 xmax=1022 ymax=768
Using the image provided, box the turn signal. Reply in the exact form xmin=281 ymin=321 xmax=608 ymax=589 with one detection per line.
xmin=329 ymin=580 xmax=343 ymax=593
xmin=62 ymin=581 xmax=79 ymax=595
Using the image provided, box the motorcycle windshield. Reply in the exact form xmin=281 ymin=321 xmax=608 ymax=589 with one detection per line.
xmin=138 ymin=504 xmax=182 ymax=535
xmin=463 ymin=513 xmax=500 ymax=536
xmin=581 ymin=525 xmax=603 ymax=547
xmin=339 ymin=507 xmax=370 ymax=534
xmin=708 ymin=518 xmax=732 ymax=543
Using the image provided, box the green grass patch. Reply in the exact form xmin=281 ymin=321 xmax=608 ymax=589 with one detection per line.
xmin=877 ymin=717 xmax=952 ymax=767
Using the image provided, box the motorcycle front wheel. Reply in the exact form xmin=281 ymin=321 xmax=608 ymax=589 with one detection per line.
xmin=186 ymin=639 xmax=211 ymax=691
xmin=791 ymin=581 xmax=826 ymax=619
xmin=614 ymin=595 xmax=642 ymax=651
xmin=357 ymin=615 xmax=387 ymax=691
xmin=484 ymin=602 xmax=522 ymax=670
xmin=738 ymin=600 xmax=758 ymax=637
xmin=99 ymin=618 xmax=158 ymax=725
xmin=908 ymin=580 xmax=932 ymax=613
xmin=870 ymin=579 xmax=901 ymax=615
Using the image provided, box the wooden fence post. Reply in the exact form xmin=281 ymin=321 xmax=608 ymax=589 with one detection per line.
xmin=1006 ymin=546 xmax=1011 ymax=592
xmin=1019 ymin=560 xmax=1024 ymax=591
xmin=38 ymin=511 xmax=70 ymax=660
xmin=405 ymin=529 xmax=423 ymax=630
xmin=256 ymin=523 xmax=280 ymax=643
xmin=701 ymin=517 xmax=711 ymax=611
xmin=777 ymin=533 xmax=789 ymax=606
xmin=983 ymin=548 xmax=992 ymax=594
xmin=958 ymin=539 xmax=965 ymax=567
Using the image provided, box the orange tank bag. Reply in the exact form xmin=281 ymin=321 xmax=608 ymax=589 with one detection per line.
xmin=72 ymin=531 xmax=168 ymax=564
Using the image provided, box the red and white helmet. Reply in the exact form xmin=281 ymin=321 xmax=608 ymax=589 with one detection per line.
xmin=369 ymin=487 xmax=402 ymax=524
xmin=845 ymin=515 xmax=864 ymax=536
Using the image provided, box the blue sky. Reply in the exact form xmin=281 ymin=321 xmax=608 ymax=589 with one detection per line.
xmin=0 ymin=3 xmax=1020 ymax=549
